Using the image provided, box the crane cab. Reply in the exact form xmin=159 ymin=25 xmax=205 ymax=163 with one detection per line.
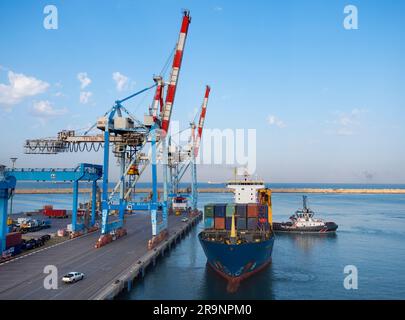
xmin=128 ymin=165 xmax=139 ymax=176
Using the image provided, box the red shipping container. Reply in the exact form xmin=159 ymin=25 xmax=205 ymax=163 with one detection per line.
xmin=43 ymin=209 xmax=52 ymax=217
xmin=44 ymin=209 xmax=67 ymax=218
xmin=6 ymin=232 xmax=22 ymax=249
xmin=54 ymin=210 xmax=67 ymax=217
xmin=247 ymin=204 xmax=258 ymax=218
xmin=214 ymin=217 xmax=225 ymax=230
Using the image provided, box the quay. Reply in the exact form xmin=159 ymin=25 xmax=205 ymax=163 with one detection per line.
xmin=0 ymin=212 xmax=202 ymax=300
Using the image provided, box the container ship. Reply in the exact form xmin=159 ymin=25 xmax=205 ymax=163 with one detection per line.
xmin=198 ymin=175 xmax=274 ymax=292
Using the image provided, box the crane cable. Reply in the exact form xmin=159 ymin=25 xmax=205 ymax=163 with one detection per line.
xmin=159 ymin=46 xmax=176 ymax=78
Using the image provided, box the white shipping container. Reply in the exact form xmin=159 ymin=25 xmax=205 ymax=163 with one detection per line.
xmin=17 ymin=218 xmax=31 ymax=224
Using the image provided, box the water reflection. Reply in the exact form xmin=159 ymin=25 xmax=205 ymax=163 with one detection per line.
xmin=275 ymin=232 xmax=337 ymax=252
xmin=192 ymin=230 xmax=337 ymax=299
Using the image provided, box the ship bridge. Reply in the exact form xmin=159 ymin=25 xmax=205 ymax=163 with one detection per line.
xmin=227 ymin=179 xmax=265 ymax=204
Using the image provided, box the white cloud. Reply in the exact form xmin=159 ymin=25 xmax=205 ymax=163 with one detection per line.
xmin=214 ymin=6 xmax=223 ymax=11
xmin=267 ymin=115 xmax=286 ymax=128
xmin=0 ymin=71 xmax=49 ymax=108
xmin=80 ymin=91 xmax=92 ymax=104
xmin=333 ymin=108 xmax=367 ymax=136
xmin=77 ymin=72 xmax=91 ymax=89
xmin=30 ymin=100 xmax=67 ymax=123
xmin=112 ymin=72 xmax=129 ymax=91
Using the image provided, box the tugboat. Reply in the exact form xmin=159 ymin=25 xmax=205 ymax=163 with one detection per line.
xmin=273 ymin=196 xmax=338 ymax=233
xmin=199 ymin=171 xmax=275 ymax=292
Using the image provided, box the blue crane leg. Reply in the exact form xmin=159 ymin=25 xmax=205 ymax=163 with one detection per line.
xmin=119 ymin=153 xmax=125 ymax=223
xmin=0 ymin=176 xmax=15 ymax=253
xmin=72 ymin=180 xmax=78 ymax=232
xmin=150 ymin=127 xmax=158 ymax=236
xmin=0 ymin=190 xmax=9 ymax=252
xmin=191 ymin=158 xmax=197 ymax=210
xmin=91 ymin=180 xmax=97 ymax=227
xmin=162 ymin=136 xmax=168 ymax=230
xmin=101 ymin=129 xmax=110 ymax=234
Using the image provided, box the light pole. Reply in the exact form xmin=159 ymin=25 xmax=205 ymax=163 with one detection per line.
xmin=9 ymin=157 xmax=17 ymax=216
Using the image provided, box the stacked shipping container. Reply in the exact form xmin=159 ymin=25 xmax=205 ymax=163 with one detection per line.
xmin=214 ymin=204 xmax=226 ymax=230
xmin=204 ymin=203 xmax=270 ymax=231
xmin=6 ymin=232 xmax=22 ymax=249
xmin=204 ymin=204 xmax=214 ymax=229
xmin=5 ymin=232 xmax=23 ymax=255
xmin=43 ymin=209 xmax=68 ymax=218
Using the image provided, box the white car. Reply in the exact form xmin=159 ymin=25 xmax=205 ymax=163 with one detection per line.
xmin=62 ymin=272 xmax=84 ymax=283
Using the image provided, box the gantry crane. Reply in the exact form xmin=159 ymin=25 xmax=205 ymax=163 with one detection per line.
xmin=0 ymin=163 xmax=102 ymax=253
xmin=168 ymin=85 xmax=210 ymax=213
xmin=22 ymin=10 xmax=192 ymax=249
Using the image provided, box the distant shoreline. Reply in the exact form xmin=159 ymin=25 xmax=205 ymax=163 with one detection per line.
xmin=14 ymin=188 xmax=405 ymax=195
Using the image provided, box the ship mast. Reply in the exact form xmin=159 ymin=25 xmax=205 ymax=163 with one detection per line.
xmin=230 ymin=212 xmax=237 ymax=240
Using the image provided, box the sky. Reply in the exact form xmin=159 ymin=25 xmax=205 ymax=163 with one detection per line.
xmin=0 ymin=0 xmax=404 ymax=183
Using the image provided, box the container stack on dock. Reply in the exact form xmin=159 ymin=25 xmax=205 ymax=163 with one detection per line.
xmin=42 ymin=205 xmax=68 ymax=218
xmin=3 ymin=232 xmax=23 ymax=257
xmin=204 ymin=204 xmax=270 ymax=231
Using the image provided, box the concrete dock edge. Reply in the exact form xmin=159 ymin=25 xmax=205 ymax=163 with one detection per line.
xmin=90 ymin=213 xmax=202 ymax=300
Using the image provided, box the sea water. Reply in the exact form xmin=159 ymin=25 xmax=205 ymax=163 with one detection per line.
xmin=120 ymin=192 xmax=405 ymax=300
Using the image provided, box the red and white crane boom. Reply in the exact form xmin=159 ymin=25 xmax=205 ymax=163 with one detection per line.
xmin=151 ymin=76 xmax=164 ymax=123
xmin=194 ymin=85 xmax=211 ymax=157
xmin=161 ymin=10 xmax=191 ymax=135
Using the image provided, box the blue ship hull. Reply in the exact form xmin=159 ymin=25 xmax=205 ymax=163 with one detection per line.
xmin=198 ymin=232 xmax=274 ymax=290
